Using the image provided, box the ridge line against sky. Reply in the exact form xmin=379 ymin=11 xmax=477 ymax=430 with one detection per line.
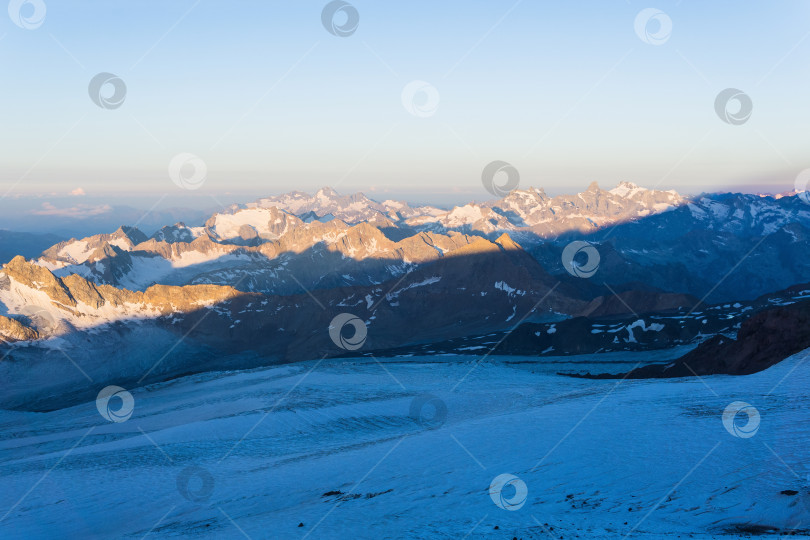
xmin=0 ymin=1 xmax=809 ymax=207
xmin=0 ymin=181 xmax=798 ymax=238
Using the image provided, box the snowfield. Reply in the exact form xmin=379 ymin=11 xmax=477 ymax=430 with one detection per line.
xmin=1 ymin=350 xmax=809 ymax=539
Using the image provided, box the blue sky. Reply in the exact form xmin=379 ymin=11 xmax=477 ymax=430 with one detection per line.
xmin=0 ymin=0 xmax=809 ymax=209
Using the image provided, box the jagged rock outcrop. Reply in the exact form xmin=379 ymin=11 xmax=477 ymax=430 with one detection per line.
xmin=0 ymin=315 xmax=38 ymax=342
xmin=5 ymin=255 xmax=75 ymax=307
xmin=151 ymin=222 xmax=201 ymax=243
xmin=256 ymin=187 xmax=436 ymax=224
xmin=404 ymin=182 xmax=684 ymax=239
xmin=39 ymin=226 xmax=147 ymax=267
xmin=3 ymin=256 xmax=246 ymax=317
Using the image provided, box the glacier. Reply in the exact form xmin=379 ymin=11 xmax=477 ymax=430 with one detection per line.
xmin=1 ymin=349 xmax=809 ymax=538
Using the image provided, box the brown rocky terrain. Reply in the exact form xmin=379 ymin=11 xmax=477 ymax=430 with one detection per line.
xmin=573 ymin=298 xmax=810 ymax=379
xmin=0 ymin=233 xmax=585 ymax=363
xmin=2 ymin=255 xmax=247 ymax=316
xmin=408 ymin=181 xmax=684 ymax=239
xmin=39 ymin=225 xmax=147 ymax=266
xmin=37 ymin=217 xmax=505 ymax=295
xmin=0 ymin=315 xmax=39 ymax=342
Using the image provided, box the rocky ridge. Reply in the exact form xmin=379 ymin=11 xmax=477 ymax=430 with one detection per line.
xmin=589 ymin=297 xmax=810 ymax=379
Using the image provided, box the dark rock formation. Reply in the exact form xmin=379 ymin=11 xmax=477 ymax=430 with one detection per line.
xmin=573 ymin=298 xmax=810 ymax=379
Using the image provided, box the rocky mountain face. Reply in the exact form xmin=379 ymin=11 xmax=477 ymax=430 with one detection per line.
xmin=151 ymin=222 xmax=202 ymax=244
xmin=0 ymin=315 xmax=38 ymax=342
xmin=373 ymin=283 xmax=809 ymax=361
xmin=0 ymin=233 xmax=580 ymax=341
xmin=254 ymin=187 xmax=444 ymax=225
xmin=524 ymin=191 xmax=810 ymax=302
xmin=575 ymin=292 xmax=810 ymax=379
xmin=676 ymin=298 xmax=810 ymax=376
xmin=2 ymin=255 xmax=244 ymax=317
xmin=39 ymin=225 xmax=147 ymax=266
xmin=407 ymin=182 xmax=684 ymax=239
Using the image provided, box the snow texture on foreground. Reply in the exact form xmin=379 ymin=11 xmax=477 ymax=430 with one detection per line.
xmin=1 ymin=351 xmax=809 ymax=539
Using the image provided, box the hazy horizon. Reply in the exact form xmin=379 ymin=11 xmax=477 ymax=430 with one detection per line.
xmin=2 ymin=0 xmax=809 ymax=209
xmin=0 ymin=178 xmax=799 ymax=240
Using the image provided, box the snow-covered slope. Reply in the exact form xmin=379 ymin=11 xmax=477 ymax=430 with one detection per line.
xmin=244 ymin=183 xmax=687 ymax=238
xmin=37 ymin=226 xmax=147 ymax=270
xmin=409 ymin=182 xmax=685 ymax=238
xmin=205 ymin=206 xmax=303 ymax=244
xmin=1 ymin=349 xmax=808 ymax=538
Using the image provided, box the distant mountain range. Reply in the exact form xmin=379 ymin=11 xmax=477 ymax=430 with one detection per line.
xmin=1 ymin=183 xmax=808 ymax=409
xmin=28 ymin=182 xmax=810 ymax=301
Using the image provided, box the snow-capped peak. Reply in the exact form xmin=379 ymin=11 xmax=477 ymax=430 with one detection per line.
xmin=609 ymin=181 xmax=648 ymax=198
